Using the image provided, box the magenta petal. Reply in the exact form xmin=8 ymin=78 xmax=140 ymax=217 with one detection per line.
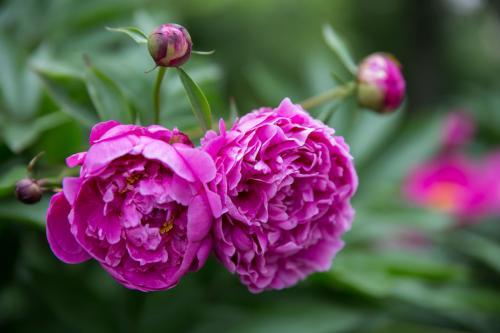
xmin=169 ymin=174 xmax=193 ymax=205
xmin=62 ymin=177 xmax=82 ymax=205
xmin=46 ymin=192 xmax=90 ymax=264
xmin=83 ymin=136 xmax=136 ymax=175
xmin=66 ymin=152 xmax=86 ymax=168
xmin=175 ymin=145 xmax=216 ymax=182
xmin=142 ymin=140 xmax=196 ymax=182
xmin=89 ymin=120 xmax=121 ymax=144
xmin=187 ymin=195 xmax=212 ymax=242
xmin=190 ymin=237 xmax=212 ymax=271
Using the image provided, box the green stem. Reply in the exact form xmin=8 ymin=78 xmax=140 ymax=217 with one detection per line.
xmin=153 ymin=67 xmax=167 ymax=124
xmin=300 ymin=81 xmax=356 ymax=110
xmin=38 ymin=168 xmax=79 ymax=189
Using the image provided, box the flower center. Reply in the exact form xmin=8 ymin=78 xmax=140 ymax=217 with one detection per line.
xmin=427 ymin=182 xmax=462 ymax=212
xmin=160 ymin=218 xmax=174 ymax=235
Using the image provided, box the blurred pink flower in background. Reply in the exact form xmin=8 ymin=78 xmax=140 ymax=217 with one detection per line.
xmin=441 ymin=111 xmax=475 ymax=150
xmin=404 ymin=155 xmax=494 ymax=222
xmin=404 ymin=112 xmax=500 ymax=224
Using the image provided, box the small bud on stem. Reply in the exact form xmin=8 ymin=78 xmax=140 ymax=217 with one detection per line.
xmin=357 ymin=53 xmax=406 ymax=113
xmin=15 ymin=179 xmax=43 ymax=204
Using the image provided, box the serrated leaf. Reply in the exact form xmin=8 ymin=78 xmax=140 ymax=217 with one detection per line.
xmin=176 ymin=67 xmax=212 ymax=131
xmin=323 ymin=24 xmax=358 ymax=75
xmin=34 ymin=66 xmax=98 ymax=127
xmin=106 ymin=26 xmax=148 ymax=44
xmin=84 ymin=60 xmax=133 ymax=123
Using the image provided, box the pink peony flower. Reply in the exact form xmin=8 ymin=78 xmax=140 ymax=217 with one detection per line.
xmin=404 ymin=155 xmax=495 ymax=222
xmin=441 ymin=111 xmax=475 ymax=150
xmin=357 ymin=53 xmax=406 ymax=113
xmin=202 ymin=98 xmax=358 ymax=293
xmin=46 ymin=121 xmax=222 ymax=291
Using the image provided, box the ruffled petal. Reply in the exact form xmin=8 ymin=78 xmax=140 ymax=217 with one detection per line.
xmin=46 ymin=192 xmax=90 ymax=264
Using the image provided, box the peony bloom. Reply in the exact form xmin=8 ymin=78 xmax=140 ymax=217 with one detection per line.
xmin=357 ymin=53 xmax=406 ymax=113
xmin=148 ymin=23 xmax=192 ymax=67
xmin=202 ymin=98 xmax=358 ymax=292
xmin=46 ymin=121 xmax=222 ymax=291
xmin=441 ymin=111 xmax=475 ymax=150
xmin=404 ymin=155 xmax=495 ymax=222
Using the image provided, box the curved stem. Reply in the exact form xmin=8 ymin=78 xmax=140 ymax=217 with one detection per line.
xmin=153 ymin=67 xmax=167 ymax=124
xmin=300 ymin=81 xmax=356 ymax=110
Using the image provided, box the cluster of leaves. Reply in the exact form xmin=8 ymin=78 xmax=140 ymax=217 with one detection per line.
xmin=1 ymin=1 xmax=500 ymax=333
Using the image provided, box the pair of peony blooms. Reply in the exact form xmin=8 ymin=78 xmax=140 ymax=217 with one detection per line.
xmin=46 ymin=99 xmax=357 ymax=292
xmin=41 ymin=23 xmax=406 ymax=292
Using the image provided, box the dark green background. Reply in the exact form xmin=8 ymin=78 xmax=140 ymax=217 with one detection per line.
xmin=1 ymin=0 xmax=500 ymax=332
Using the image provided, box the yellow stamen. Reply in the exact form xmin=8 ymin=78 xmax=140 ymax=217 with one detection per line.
xmin=126 ymin=174 xmax=141 ymax=185
xmin=120 ymin=174 xmax=141 ymax=194
xmin=160 ymin=219 xmax=174 ymax=235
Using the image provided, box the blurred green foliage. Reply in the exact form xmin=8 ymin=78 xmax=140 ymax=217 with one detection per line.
xmin=0 ymin=0 xmax=499 ymax=332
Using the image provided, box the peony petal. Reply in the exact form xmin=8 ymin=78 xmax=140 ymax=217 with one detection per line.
xmin=83 ymin=136 xmax=136 ymax=175
xmin=46 ymin=193 xmax=90 ymax=264
xmin=142 ymin=140 xmax=196 ymax=182
xmin=66 ymin=152 xmax=86 ymax=168
xmin=62 ymin=177 xmax=82 ymax=205
xmin=187 ymin=195 xmax=212 ymax=242
xmin=175 ymin=145 xmax=216 ymax=183
xmin=89 ymin=120 xmax=121 ymax=144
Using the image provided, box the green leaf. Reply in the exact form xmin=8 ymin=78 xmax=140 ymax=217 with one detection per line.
xmin=0 ymin=32 xmax=41 ymax=119
xmin=84 ymin=59 xmax=133 ymax=123
xmin=34 ymin=65 xmax=98 ymax=127
xmin=176 ymin=67 xmax=212 ymax=131
xmin=327 ymin=250 xmax=466 ymax=298
xmin=0 ymin=165 xmax=26 ymax=197
xmin=227 ymin=300 xmax=365 ymax=333
xmin=229 ymin=97 xmax=239 ymax=123
xmin=322 ymin=24 xmax=358 ymax=75
xmin=192 ymin=50 xmax=216 ymax=55
xmin=0 ymin=197 xmax=49 ymax=228
xmin=449 ymin=231 xmax=500 ymax=274
xmin=106 ymin=26 xmax=148 ymax=44
xmin=348 ymin=109 xmax=403 ymax=166
xmin=2 ymin=112 xmax=70 ymax=153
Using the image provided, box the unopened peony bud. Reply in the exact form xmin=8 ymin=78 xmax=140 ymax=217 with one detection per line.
xmin=147 ymin=23 xmax=192 ymax=67
xmin=357 ymin=53 xmax=405 ymax=113
xmin=15 ymin=178 xmax=43 ymax=204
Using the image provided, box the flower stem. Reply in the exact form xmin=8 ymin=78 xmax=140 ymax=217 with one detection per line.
xmin=153 ymin=67 xmax=167 ymax=124
xmin=300 ymin=81 xmax=356 ymax=110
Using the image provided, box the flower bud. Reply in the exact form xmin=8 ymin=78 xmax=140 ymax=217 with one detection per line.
xmin=147 ymin=23 xmax=192 ymax=67
xmin=357 ymin=53 xmax=405 ymax=113
xmin=15 ymin=178 xmax=43 ymax=204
